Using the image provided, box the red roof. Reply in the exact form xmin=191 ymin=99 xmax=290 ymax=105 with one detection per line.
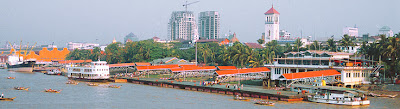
xmin=135 ymin=62 xmax=151 ymax=66
xmin=58 ymin=60 xmax=92 ymax=64
xmin=109 ymin=63 xmax=136 ymax=67
xmin=217 ymin=66 xmax=237 ymax=70
xmin=215 ymin=67 xmax=270 ymax=76
xmin=282 ymin=69 xmax=340 ymax=80
xmin=136 ymin=64 xmax=180 ymax=71
xmin=171 ymin=66 xmax=217 ymax=72
xmin=264 ymin=6 xmax=280 ymax=15
xmin=244 ymin=42 xmax=263 ymax=49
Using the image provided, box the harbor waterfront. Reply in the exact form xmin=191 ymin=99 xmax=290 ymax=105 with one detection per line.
xmin=1 ymin=69 xmax=400 ymax=108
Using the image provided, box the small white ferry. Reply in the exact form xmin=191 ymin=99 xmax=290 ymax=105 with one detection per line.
xmin=45 ymin=69 xmax=62 ymax=75
xmin=293 ymin=84 xmax=370 ymax=106
xmin=66 ymin=61 xmax=110 ymax=82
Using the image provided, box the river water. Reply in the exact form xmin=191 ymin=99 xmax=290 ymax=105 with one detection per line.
xmin=0 ymin=69 xmax=398 ymax=109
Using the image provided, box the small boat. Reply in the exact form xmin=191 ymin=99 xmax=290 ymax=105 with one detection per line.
xmin=66 ymin=81 xmax=79 ymax=85
xmin=0 ymin=97 xmax=16 ymax=101
xmin=255 ymin=100 xmax=275 ymax=106
xmin=14 ymin=87 xmax=29 ymax=91
xmin=87 ymin=83 xmax=99 ymax=86
xmin=44 ymin=89 xmax=62 ymax=93
xmin=108 ymin=85 xmax=121 ymax=88
xmin=45 ymin=69 xmax=62 ymax=75
xmin=233 ymin=95 xmax=250 ymax=101
xmin=7 ymin=77 xmax=15 ymax=79
xmin=369 ymin=93 xmax=397 ymax=98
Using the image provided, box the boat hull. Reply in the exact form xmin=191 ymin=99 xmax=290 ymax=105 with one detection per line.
xmin=6 ymin=61 xmax=35 ymax=72
xmin=68 ymin=77 xmax=109 ymax=82
xmin=308 ymin=97 xmax=370 ymax=106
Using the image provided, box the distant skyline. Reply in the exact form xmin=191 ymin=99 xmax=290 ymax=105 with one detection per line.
xmin=0 ymin=0 xmax=399 ymax=47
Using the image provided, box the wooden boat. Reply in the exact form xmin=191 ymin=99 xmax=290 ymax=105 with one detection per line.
xmin=108 ymin=85 xmax=121 ymax=88
xmin=0 ymin=97 xmax=16 ymax=101
xmin=44 ymin=89 xmax=62 ymax=93
xmin=14 ymin=87 xmax=29 ymax=91
xmin=255 ymin=100 xmax=275 ymax=106
xmin=66 ymin=81 xmax=79 ymax=85
xmin=87 ymin=83 xmax=99 ymax=86
xmin=369 ymin=93 xmax=397 ymax=98
xmin=7 ymin=77 xmax=15 ymax=79
xmin=233 ymin=95 xmax=250 ymax=101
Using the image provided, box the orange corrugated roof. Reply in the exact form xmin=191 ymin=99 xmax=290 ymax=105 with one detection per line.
xmin=58 ymin=60 xmax=92 ymax=64
xmin=215 ymin=67 xmax=270 ymax=76
xmin=109 ymin=63 xmax=136 ymax=67
xmin=171 ymin=66 xmax=216 ymax=72
xmin=282 ymin=69 xmax=340 ymax=80
xmin=179 ymin=64 xmax=197 ymax=67
xmin=136 ymin=64 xmax=180 ymax=71
xmin=217 ymin=66 xmax=237 ymax=70
xmin=135 ymin=62 xmax=151 ymax=66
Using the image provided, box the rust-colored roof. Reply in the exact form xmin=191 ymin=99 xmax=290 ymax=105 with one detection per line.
xmin=136 ymin=64 xmax=180 ymax=71
xmin=264 ymin=6 xmax=280 ymax=15
xmin=282 ymin=69 xmax=340 ymax=80
xmin=109 ymin=63 xmax=136 ymax=67
xmin=217 ymin=66 xmax=237 ymax=70
xmin=244 ymin=42 xmax=263 ymax=49
xmin=171 ymin=66 xmax=217 ymax=72
xmin=135 ymin=62 xmax=151 ymax=66
xmin=215 ymin=67 xmax=270 ymax=76
xmin=58 ymin=60 xmax=92 ymax=64
xmin=179 ymin=64 xmax=197 ymax=68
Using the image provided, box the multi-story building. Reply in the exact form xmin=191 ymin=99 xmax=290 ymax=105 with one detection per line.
xmin=67 ymin=42 xmax=99 ymax=50
xmin=168 ymin=11 xmax=199 ymax=41
xmin=198 ymin=11 xmax=220 ymax=39
xmin=343 ymin=27 xmax=359 ymax=37
xmin=279 ymin=30 xmax=291 ymax=40
xmin=379 ymin=26 xmax=394 ymax=37
xmin=264 ymin=5 xmax=280 ymax=43
xmin=265 ymin=50 xmax=379 ymax=87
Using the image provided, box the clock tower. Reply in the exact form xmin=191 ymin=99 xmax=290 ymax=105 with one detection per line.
xmin=264 ymin=5 xmax=280 ymax=43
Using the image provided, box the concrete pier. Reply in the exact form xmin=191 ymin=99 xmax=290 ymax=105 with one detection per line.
xmin=121 ymin=77 xmax=305 ymax=102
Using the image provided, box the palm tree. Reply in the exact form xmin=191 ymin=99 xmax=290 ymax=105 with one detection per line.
xmin=294 ymin=39 xmax=303 ymax=52
xmin=326 ymin=38 xmax=336 ymax=52
xmin=339 ymin=34 xmax=355 ymax=52
xmin=284 ymin=43 xmax=292 ymax=52
xmin=257 ymin=39 xmax=265 ymax=45
xmin=382 ymin=37 xmax=400 ymax=81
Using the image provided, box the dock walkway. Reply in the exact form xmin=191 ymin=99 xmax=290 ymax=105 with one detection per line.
xmin=119 ymin=77 xmax=306 ymax=102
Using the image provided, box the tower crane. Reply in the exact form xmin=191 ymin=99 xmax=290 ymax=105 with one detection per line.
xmin=183 ymin=1 xmax=199 ymax=13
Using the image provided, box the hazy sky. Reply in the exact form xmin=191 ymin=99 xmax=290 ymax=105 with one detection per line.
xmin=1 ymin=0 xmax=399 ymax=47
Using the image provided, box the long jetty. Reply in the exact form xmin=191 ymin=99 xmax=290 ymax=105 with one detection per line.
xmin=117 ymin=77 xmax=305 ymax=102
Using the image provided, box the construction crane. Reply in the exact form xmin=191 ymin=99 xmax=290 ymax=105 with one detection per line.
xmin=182 ymin=0 xmax=199 ymax=65
xmin=28 ymin=42 xmax=37 ymax=55
xmin=24 ymin=42 xmax=29 ymax=56
xmin=183 ymin=1 xmax=199 ymax=13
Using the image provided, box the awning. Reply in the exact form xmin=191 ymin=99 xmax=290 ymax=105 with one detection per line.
xmin=136 ymin=64 xmax=180 ymax=71
xmin=282 ymin=69 xmax=340 ymax=80
xmin=217 ymin=66 xmax=237 ymax=70
xmin=215 ymin=67 xmax=270 ymax=76
xmin=171 ymin=66 xmax=216 ymax=72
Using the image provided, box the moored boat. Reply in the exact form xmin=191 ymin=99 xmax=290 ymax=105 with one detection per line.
xmin=255 ymin=100 xmax=275 ymax=106
xmin=14 ymin=87 xmax=29 ymax=91
xmin=45 ymin=69 xmax=62 ymax=75
xmin=0 ymin=97 xmax=16 ymax=101
xmin=7 ymin=77 xmax=15 ymax=79
xmin=66 ymin=61 xmax=110 ymax=82
xmin=233 ymin=95 xmax=250 ymax=101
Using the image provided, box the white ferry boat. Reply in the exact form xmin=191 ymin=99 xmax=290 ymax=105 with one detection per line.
xmin=66 ymin=61 xmax=110 ymax=82
xmin=292 ymin=84 xmax=370 ymax=105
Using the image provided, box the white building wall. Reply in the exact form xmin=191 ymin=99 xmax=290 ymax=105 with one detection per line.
xmin=265 ymin=14 xmax=279 ymax=42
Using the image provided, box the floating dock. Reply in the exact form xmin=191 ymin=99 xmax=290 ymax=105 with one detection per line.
xmin=119 ymin=77 xmax=305 ymax=102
